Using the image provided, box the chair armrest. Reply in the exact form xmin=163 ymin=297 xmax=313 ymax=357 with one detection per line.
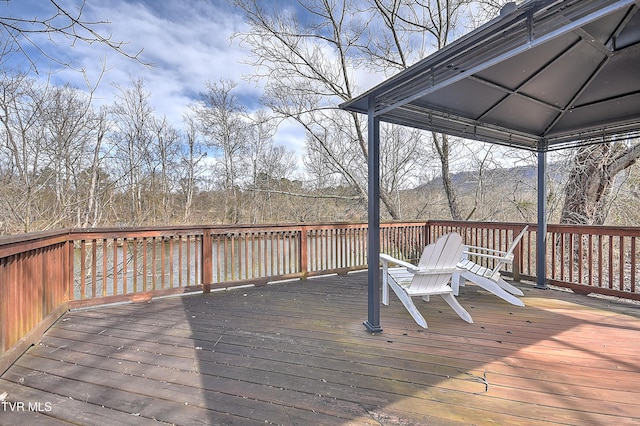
xmin=379 ymin=253 xmax=418 ymax=270
xmin=465 ymin=245 xmax=507 ymax=256
xmin=463 ymin=250 xmax=513 ymax=264
xmin=380 ymin=254 xmax=463 ymax=275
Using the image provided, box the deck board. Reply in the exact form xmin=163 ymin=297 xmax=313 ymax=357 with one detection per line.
xmin=2 ymin=272 xmax=639 ymax=425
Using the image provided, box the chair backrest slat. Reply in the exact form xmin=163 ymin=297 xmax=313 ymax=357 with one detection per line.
xmin=505 ymin=225 xmax=529 ymax=257
xmin=489 ymin=225 xmax=529 ymax=277
xmin=412 ymin=233 xmax=464 ymax=293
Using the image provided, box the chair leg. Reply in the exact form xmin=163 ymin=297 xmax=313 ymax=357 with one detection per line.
xmin=496 ymin=277 xmax=525 ymax=296
xmin=451 ymin=272 xmax=463 ymax=296
xmin=387 ymin=279 xmax=428 ymax=328
xmin=440 ymin=294 xmax=474 ymax=323
xmin=382 ymin=268 xmax=389 ymax=306
xmin=461 ymin=271 xmax=525 ymax=307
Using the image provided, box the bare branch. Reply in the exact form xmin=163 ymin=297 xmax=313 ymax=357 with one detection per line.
xmin=0 ymin=0 xmax=149 ymax=73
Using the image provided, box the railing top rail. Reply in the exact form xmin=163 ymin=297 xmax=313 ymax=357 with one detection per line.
xmin=427 ymin=220 xmax=640 ymax=236
xmin=427 ymin=220 xmax=530 ymax=229
xmin=70 ymin=228 xmax=206 ymax=240
xmin=0 ymin=229 xmax=71 ymax=245
xmin=0 ymin=229 xmax=71 ymax=258
xmin=545 ymin=224 xmax=640 ymax=236
xmin=380 ymin=221 xmax=429 ymax=227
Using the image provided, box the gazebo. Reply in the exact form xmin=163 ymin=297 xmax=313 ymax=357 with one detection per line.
xmin=340 ymin=0 xmax=640 ymax=332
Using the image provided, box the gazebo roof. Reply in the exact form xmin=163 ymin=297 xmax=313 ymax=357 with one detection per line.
xmin=340 ymin=0 xmax=640 ymax=152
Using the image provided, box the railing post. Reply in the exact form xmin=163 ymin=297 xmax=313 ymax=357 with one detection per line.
xmin=202 ymin=229 xmax=212 ymax=293
xmin=299 ymin=226 xmax=308 ymax=280
xmin=66 ymin=234 xmax=73 ymax=302
xmin=424 ymin=222 xmax=430 ymax=246
xmin=513 ymin=226 xmax=522 ymax=282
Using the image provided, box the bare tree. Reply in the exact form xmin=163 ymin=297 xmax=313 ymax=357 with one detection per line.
xmin=245 ymin=109 xmax=297 ymax=223
xmin=179 ymin=113 xmax=207 ymax=223
xmin=40 ymin=83 xmax=109 ymax=228
xmin=234 ymin=0 xmax=399 ymax=219
xmin=431 ymin=133 xmax=462 ymax=219
xmin=607 ymin=162 xmax=640 ymax=225
xmin=413 ymin=0 xmax=472 ymax=220
xmin=79 ymin=106 xmax=110 ymax=228
xmin=0 ymin=0 xmax=146 ymax=73
xmin=234 ymin=0 xmax=481 ymax=220
xmin=148 ymin=116 xmax=181 ymax=224
xmin=560 ymin=141 xmax=640 ymax=225
xmin=0 ymin=69 xmax=113 ymax=232
xmin=108 ymin=78 xmax=156 ymax=225
xmin=192 ymin=79 xmax=249 ymax=223
xmin=379 ymin=123 xmax=430 ymax=218
xmin=0 ymin=71 xmax=49 ymax=232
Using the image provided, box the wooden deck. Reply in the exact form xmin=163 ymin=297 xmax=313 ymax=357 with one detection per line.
xmin=2 ymin=271 xmax=639 ymax=425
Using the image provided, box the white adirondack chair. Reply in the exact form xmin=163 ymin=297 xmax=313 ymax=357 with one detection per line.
xmin=451 ymin=226 xmax=529 ymax=307
xmin=380 ymin=232 xmax=473 ymax=328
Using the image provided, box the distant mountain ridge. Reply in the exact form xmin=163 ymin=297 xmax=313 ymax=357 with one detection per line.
xmin=415 ymin=162 xmax=566 ymax=192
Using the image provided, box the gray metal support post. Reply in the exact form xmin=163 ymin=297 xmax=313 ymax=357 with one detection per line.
xmin=536 ymin=149 xmax=548 ymax=289
xmin=364 ymin=97 xmax=383 ymax=333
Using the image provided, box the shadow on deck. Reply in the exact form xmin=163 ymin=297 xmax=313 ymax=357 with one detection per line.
xmin=1 ymin=271 xmax=639 ymax=425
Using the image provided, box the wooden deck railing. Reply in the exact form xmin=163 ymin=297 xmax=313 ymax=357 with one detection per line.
xmin=546 ymin=224 xmax=639 ymax=297
xmin=0 ymin=230 xmax=71 ymax=374
xmin=428 ymin=221 xmax=639 ymax=298
xmin=427 ymin=221 xmax=531 ymax=282
xmin=0 ymin=222 xmax=425 ymax=373
xmin=1 ymin=220 xmax=638 ymax=373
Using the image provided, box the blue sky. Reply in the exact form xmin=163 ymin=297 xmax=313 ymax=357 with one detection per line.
xmin=3 ymin=0 xmax=306 ymax=158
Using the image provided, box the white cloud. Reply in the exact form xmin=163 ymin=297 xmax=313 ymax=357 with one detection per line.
xmin=62 ymin=1 xmax=252 ymax=113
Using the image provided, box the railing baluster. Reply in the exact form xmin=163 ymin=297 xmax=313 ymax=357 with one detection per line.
xmin=123 ymin=238 xmax=128 ymax=295
xmin=551 ymin=231 xmax=557 ymax=280
xmin=631 ymin=237 xmax=636 ymax=293
xmin=619 ymin=236 xmax=625 ymax=292
xmin=102 ymin=238 xmax=107 ymax=297
xmin=300 ymin=228 xmax=307 ymax=278
xmin=133 ymin=238 xmax=138 ymax=293
xmin=92 ymin=240 xmax=97 ymax=298
xmin=152 ymin=237 xmax=157 ymax=291
xmin=202 ymin=231 xmax=212 ymax=292
xmin=258 ymin=232 xmax=264 ymax=277
xmin=196 ymin=234 xmax=201 ymax=286
xmin=113 ymin=238 xmax=118 ymax=296
xmin=588 ymin=234 xmax=593 ymax=287
xmin=578 ymin=233 xmax=584 ymax=285
xmin=597 ymin=234 xmax=603 ymax=288
xmin=80 ymin=240 xmax=86 ymax=300
xmin=608 ymin=235 xmax=614 ymax=289
xmin=142 ymin=238 xmax=148 ymax=292
xmin=177 ymin=236 xmax=182 ymax=288
xmin=159 ymin=237 xmax=165 ymax=289
xmin=317 ymin=229 xmax=322 ymax=271
xmin=169 ymin=236 xmax=174 ymax=289
xmin=186 ymin=235 xmax=191 ymax=285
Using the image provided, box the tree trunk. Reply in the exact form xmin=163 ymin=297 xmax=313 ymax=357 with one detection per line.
xmin=560 ymin=142 xmax=640 ymax=225
xmin=432 ymin=133 xmax=462 ymax=220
